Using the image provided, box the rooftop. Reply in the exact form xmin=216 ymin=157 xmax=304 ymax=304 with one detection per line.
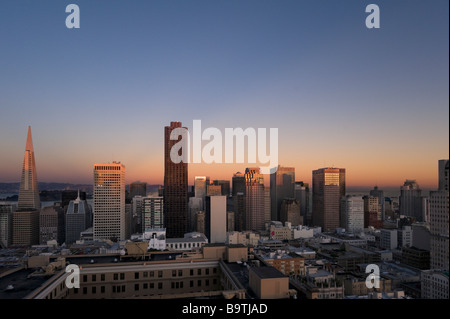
xmin=250 ymin=266 xmax=287 ymax=279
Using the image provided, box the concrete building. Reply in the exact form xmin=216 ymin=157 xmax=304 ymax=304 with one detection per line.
xmin=294 ymin=181 xmax=310 ymax=224
xmin=438 ymin=159 xmax=449 ymax=192
xmin=248 ymin=266 xmax=290 ymax=299
xmin=397 ymin=226 xmax=413 ymax=248
xmin=380 ymin=229 xmax=398 ymax=250
xmin=188 ymin=197 xmax=202 ymax=233
xmin=212 ymin=180 xmax=230 ymax=196
xmin=411 ymin=222 xmax=430 ymax=251
xmin=205 ymin=195 xmax=227 ymax=243
xmin=129 ymin=182 xmax=147 ymax=199
xmin=421 ymin=269 xmax=449 ymax=299
xmin=226 ymin=231 xmax=260 ymax=246
xmin=142 ymin=196 xmax=164 ymax=230
xmin=399 ymin=180 xmax=424 ymax=221
xmin=280 ymin=198 xmax=302 ymax=226
xmin=166 ymin=233 xmax=208 ymax=251
xmin=0 ymin=204 xmax=14 ymax=248
xmin=39 ymin=203 xmax=65 ymax=245
xmin=245 ymin=168 xmax=265 ymax=231
xmin=66 ymin=193 xmax=92 ymax=244
xmin=258 ymin=251 xmax=306 ymax=276
xmin=270 ymin=165 xmax=295 ymax=221
xmin=194 ymin=176 xmax=210 ymax=204
xmin=340 ymin=196 xmax=364 ymax=234
xmin=93 ymin=162 xmax=126 ymax=241
xmin=429 ymin=190 xmax=449 ymax=271
xmin=312 ymin=167 xmax=346 ymax=232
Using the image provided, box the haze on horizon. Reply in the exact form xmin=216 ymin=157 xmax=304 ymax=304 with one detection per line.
xmin=0 ymin=0 xmax=448 ymax=189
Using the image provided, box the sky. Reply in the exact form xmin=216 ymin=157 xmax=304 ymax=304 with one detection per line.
xmin=0 ymin=0 xmax=448 ymax=188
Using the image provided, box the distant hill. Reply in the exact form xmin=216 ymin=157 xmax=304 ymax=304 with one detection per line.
xmin=0 ymin=182 xmax=93 ymax=194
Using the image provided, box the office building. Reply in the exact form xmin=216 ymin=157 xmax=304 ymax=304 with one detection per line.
xmin=212 ymin=180 xmax=230 ymax=196
xmin=312 ymin=167 xmax=346 ymax=232
xmin=142 ymin=196 xmax=164 ymax=230
xmin=0 ymin=204 xmax=14 ymax=248
xmin=370 ymin=186 xmax=385 ymax=221
xmin=340 ymin=196 xmax=364 ymax=234
xmin=13 ymin=126 xmax=40 ymax=246
xmin=233 ymin=192 xmax=246 ymax=231
xmin=245 ymin=168 xmax=265 ymax=231
xmin=294 ymin=181 xmax=310 ymax=222
xmin=93 ymin=162 xmax=126 ymax=241
xmin=421 ymin=270 xmax=449 ymax=299
xmin=40 ymin=203 xmax=65 ymax=245
xmin=164 ymin=121 xmax=188 ymax=238
xmin=205 ymin=196 xmax=227 ymax=243
xmin=66 ymin=193 xmax=92 ymax=244
xmin=130 ymin=182 xmax=147 ymax=199
xmin=61 ymin=190 xmax=86 ymax=211
xmin=206 ymin=184 xmax=222 ymax=196
xmin=232 ymin=172 xmax=245 ymax=196
xmin=380 ymin=229 xmax=398 ymax=250
xmin=397 ymin=226 xmax=413 ymax=248
xmin=399 ymin=180 xmax=423 ymax=221
xmin=270 ymin=165 xmax=295 ymax=221
xmin=363 ymin=195 xmax=383 ymax=228
xmin=280 ymin=198 xmax=302 ymax=226
xmin=438 ymin=159 xmax=449 ymax=192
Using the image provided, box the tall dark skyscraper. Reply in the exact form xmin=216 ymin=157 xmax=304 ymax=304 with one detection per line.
xmin=312 ymin=167 xmax=346 ymax=232
xmin=164 ymin=121 xmax=188 ymax=238
xmin=270 ymin=165 xmax=295 ymax=221
xmin=130 ymin=182 xmax=147 ymax=199
xmin=232 ymin=172 xmax=246 ymax=196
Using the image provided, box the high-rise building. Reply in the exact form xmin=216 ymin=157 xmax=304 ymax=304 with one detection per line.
xmin=245 ymin=168 xmax=265 ymax=231
xmin=399 ymin=180 xmax=423 ymax=221
xmin=40 ymin=203 xmax=65 ymax=244
xmin=212 ymin=180 xmax=230 ymax=196
xmin=438 ymin=159 xmax=449 ymax=192
xmin=370 ymin=186 xmax=385 ymax=221
xmin=205 ymin=195 xmax=227 ymax=243
xmin=66 ymin=193 xmax=92 ymax=244
xmin=188 ymin=197 xmax=202 ymax=232
xmin=294 ymin=181 xmax=310 ymax=223
xmin=61 ymin=190 xmax=86 ymax=211
xmin=131 ymin=195 xmax=144 ymax=233
xmin=280 ymin=198 xmax=302 ymax=226
xmin=430 ymin=159 xmax=449 ymax=271
xmin=264 ymin=186 xmax=271 ymax=224
xmin=312 ymin=167 xmax=346 ymax=232
xmin=233 ymin=192 xmax=246 ymax=231
xmin=130 ymin=182 xmax=147 ymax=199
xmin=340 ymin=196 xmax=364 ymax=234
xmin=13 ymin=126 xmax=40 ymax=246
xmin=207 ymin=185 xmax=222 ymax=196
xmin=93 ymin=162 xmax=126 ymax=241
xmin=0 ymin=204 xmax=14 ymax=248
xmin=363 ymin=195 xmax=383 ymax=228
xmin=17 ymin=126 xmax=40 ymax=211
xmin=232 ymin=172 xmax=246 ymax=196
xmin=142 ymin=196 xmax=164 ymax=230
xmin=164 ymin=121 xmax=188 ymax=238
xmin=194 ymin=176 xmax=210 ymax=200
xmin=270 ymin=165 xmax=295 ymax=221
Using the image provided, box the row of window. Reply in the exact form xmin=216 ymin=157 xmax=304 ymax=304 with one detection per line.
xmin=81 ymin=268 xmax=218 ymax=283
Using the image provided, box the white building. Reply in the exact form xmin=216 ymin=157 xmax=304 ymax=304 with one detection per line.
xmin=166 ymin=232 xmax=208 ymax=251
xmin=421 ymin=269 xmax=449 ymax=299
xmin=380 ymin=229 xmax=398 ymax=250
xmin=340 ymin=196 xmax=364 ymax=234
xmin=93 ymin=162 xmax=126 ymax=241
xmin=142 ymin=195 xmax=164 ymax=230
xmin=397 ymin=226 xmax=413 ymax=248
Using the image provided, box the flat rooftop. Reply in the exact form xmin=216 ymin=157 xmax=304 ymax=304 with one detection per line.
xmin=0 ymin=268 xmax=52 ymax=299
xmin=250 ymin=266 xmax=286 ymax=279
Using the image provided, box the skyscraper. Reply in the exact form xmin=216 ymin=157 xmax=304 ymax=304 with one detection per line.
xmin=205 ymin=195 xmax=227 ymax=243
xmin=40 ymin=203 xmax=65 ymax=245
xmin=270 ymin=165 xmax=295 ymax=221
xmin=312 ymin=167 xmax=346 ymax=232
xmin=164 ymin=121 xmax=188 ymax=238
xmin=93 ymin=162 xmax=126 ymax=241
xmin=430 ymin=159 xmax=449 ymax=270
xmin=142 ymin=196 xmax=164 ymax=230
xmin=399 ymin=180 xmax=423 ymax=221
xmin=232 ymin=172 xmax=246 ymax=196
xmin=245 ymin=167 xmax=265 ymax=231
xmin=130 ymin=182 xmax=147 ymax=199
xmin=370 ymin=186 xmax=385 ymax=221
xmin=294 ymin=181 xmax=310 ymax=222
xmin=340 ymin=195 xmax=364 ymax=234
xmin=17 ymin=126 xmax=40 ymax=211
xmin=13 ymin=126 xmax=40 ymax=246
xmin=0 ymin=204 xmax=14 ymax=248
xmin=66 ymin=192 xmax=92 ymax=244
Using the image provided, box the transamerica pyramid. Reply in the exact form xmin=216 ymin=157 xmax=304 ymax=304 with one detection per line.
xmin=17 ymin=126 xmax=40 ymax=210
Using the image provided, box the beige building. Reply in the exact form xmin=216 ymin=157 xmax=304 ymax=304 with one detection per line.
xmin=248 ymin=266 xmax=290 ymax=299
xmin=13 ymin=210 xmax=39 ymax=246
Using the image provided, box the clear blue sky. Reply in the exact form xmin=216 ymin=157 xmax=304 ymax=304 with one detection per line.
xmin=0 ymin=0 xmax=448 ymax=187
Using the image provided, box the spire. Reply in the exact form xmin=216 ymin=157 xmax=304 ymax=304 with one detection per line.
xmin=25 ymin=126 xmax=33 ymax=152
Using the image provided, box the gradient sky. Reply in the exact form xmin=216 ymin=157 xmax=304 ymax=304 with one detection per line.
xmin=0 ymin=0 xmax=448 ymax=188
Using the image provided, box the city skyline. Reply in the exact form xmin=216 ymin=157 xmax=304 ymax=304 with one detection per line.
xmin=0 ymin=0 xmax=448 ymax=188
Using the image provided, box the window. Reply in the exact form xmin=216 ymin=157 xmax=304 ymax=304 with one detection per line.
xmin=206 ymin=269 xmax=209 ymax=275
xmin=143 ymin=272 xmax=148 ymax=278
xmin=190 ymin=280 xmax=194 ymax=287
xmin=92 ymin=274 xmax=96 ymax=282
xmin=114 ymin=273 xmax=118 ymax=280
xmin=83 ymin=287 xmax=87 ymax=295
xmin=101 ymin=274 xmax=105 ymax=281
xmin=172 ymin=270 xmax=177 ymax=277
xmin=135 ymin=284 xmax=139 ymax=291
xmin=158 ymin=271 xmax=163 ymax=278
xmin=178 ymin=270 xmax=182 ymax=277
xmin=92 ymin=286 xmax=96 ymax=294
xmin=158 ymin=282 xmax=163 ymax=289
xmin=135 ymin=272 xmax=140 ymax=279
xmin=205 ymin=279 xmax=209 ymax=286
xmin=198 ymin=280 xmax=201 ymax=286
xmin=198 ymin=269 xmax=201 ymax=275
xmin=150 ymin=271 xmax=154 ymax=277
xmin=150 ymin=283 xmax=154 ymax=289
xmin=190 ymin=269 xmax=194 ymax=276
xmin=120 ymin=273 xmax=125 ymax=280
xmin=122 ymin=285 xmax=126 ymax=292
xmin=83 ymin=275 xmax=88 ymax=282
xmin=143 ymin=283 xmax=148 ymax=289
xmin=101 ymin=286 xmax=105 ymax=293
